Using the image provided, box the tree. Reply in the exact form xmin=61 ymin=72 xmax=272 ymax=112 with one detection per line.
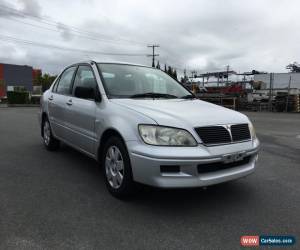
xmin=181 ymin=69 xmax=189 ymax=84
xmin=39 ymin=74 xmax=57 ymax=92
xmin=156 ymin=61 xmax=161 ymax=69
xmin=167 ymin=66 xmax=173 ymax=76
xmin=33 ymin=74 xmax=56 ymax=92
xmin=173 ymin=69 xmax=178 ymax=80
xmin=164 ymin=64 xmax=167 ymax=72
xmin=252 ymin=70 xmax=260 ymax=75
xmin=286 ymin=62 xmax=300 ymax=72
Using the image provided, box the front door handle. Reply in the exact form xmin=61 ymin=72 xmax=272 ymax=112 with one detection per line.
xmin=48 ymin=95 xmax=53 ymax=101
xmin=66 ymin=99 xmax=73 ymax=106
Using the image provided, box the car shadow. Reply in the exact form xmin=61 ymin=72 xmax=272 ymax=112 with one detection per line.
xmin=57 ymin=143 xmax=256 ymax=213
xmin=131 ymin=180 xmax=255 ymax=211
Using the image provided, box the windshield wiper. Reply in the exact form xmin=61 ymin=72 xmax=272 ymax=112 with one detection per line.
xmin=130 ymin=92 xmax=178 ymax=99
xmin=180 ymin=94 xmax=197 ymax=99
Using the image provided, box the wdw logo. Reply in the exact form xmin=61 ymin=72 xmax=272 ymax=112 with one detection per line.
xmin=240 ymin=236 xmax=259 ymax=246
xmin=241 ymin=235 xmax=296 ymax=247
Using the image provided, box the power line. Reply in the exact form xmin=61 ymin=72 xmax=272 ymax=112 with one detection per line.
xmin=0 ymin=34 xmax=147 ymax=56
xmin=0 ymin=4 xmax=188 ymax=71
xmin=4 ymin=16 xmax=144 ymax=47
xmin=147 ymin=44 xmax=159 ymax=67
xmin=0 ymin=4 xmax=147 ymax=46
xmin=0 ymin=34 xmax=186 ymax=70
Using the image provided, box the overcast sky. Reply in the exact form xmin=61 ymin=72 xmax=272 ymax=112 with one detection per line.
xmin=0 ymin=0 xmax=299 ymax=75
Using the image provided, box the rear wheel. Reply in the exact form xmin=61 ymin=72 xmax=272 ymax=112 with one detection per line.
xmin=42 ymin=117 xmax=60 ymax=151
xmin=102 ymin=136 xmax=135 ymax=198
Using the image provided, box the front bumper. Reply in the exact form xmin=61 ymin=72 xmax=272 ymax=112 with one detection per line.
xmin=127 ymin=139 xmax=260 ymax=188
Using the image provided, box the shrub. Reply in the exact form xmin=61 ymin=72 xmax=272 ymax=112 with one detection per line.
xmin=13 ymin=86 xmax=27 ymax=92
xmin=7 ymin=91 xmax=30 ymax=104
xmin=30 ymin=95 xmax=41 ymax=104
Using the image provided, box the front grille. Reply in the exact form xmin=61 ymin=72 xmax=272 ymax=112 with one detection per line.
xmin=194 ymin=126 xmax=231 ymax=145
xmin=231 ymin=124 xmax=251 ymax=142
xmin=197 ymin=156 xmax=251 ymax=174
xmin=194 ymin=124 xmax=251 ymax=146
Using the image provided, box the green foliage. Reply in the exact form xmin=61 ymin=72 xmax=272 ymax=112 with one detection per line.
xmin=7 ymin=91 xmax=30 ymax=104
xmin=165 ymin=65 xmax=178 ymax=81
xmin=33 ymin=73 xmax=57 ymax=92
xmin=41 ymin=74 xmax=56 ymax=92
xmin=156 ymin=61 xmax=161 ymax=69
xmin=13 ymin=86 xmax=27 ymax=92
xmin=180 ymin=75 xmax=188 ymax=84
xmin=30 ymin=95 xmax=40 ymax=104
xmin=167 ymin=66 xmax=172 ymax=75
xmin=286 ymin=62 xmax=300 ymax=72
xmin=173 ymin=69 xmax=178 ymax=80
xmin=180 ymin=70 xmax=189 ymax=84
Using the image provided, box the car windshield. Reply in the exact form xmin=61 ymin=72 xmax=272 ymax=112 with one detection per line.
xmin=97 ymin=63 xmax=191 ymax=99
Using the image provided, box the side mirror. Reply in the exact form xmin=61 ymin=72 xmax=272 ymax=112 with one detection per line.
xmin=74 ymin=86 xmax=95 ymax=100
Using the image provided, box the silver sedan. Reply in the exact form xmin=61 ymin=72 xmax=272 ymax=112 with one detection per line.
xmin=39 ymin=61 xmax=260 ymax=198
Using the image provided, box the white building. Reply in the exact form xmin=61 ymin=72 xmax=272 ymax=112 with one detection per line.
xmin=254 ymin=73 xmax=300 ymax=89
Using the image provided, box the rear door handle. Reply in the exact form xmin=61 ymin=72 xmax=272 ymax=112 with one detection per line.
xmin=66 ymin=99 xmax=73 ymax=106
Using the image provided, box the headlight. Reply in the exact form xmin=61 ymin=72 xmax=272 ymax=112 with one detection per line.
xmin=138 ymin=125 xmax=198 ymax=146
xmin=249 ymin=121 xmax=256 ymax=139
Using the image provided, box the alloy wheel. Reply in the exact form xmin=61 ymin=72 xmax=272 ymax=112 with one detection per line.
xmin=105 ymin=146 xmax=124 ymax=189
xmin=43 ymin=121 xmax=51 ymax=146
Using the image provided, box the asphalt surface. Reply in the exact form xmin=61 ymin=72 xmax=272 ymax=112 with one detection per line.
xmin=0 ymin=108 xmax=299 ymax=250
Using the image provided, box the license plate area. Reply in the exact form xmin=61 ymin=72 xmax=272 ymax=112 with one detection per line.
xmin=197 ymin=154 xmax=251 ymax=174
xmin=223 ymin=151 xmax=246 ymax=164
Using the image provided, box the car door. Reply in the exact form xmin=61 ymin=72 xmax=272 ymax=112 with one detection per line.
xmin=48 ymin=66 xmax=77 ymax=139
xmin=63 ymin=65 xmax=99 ymax=156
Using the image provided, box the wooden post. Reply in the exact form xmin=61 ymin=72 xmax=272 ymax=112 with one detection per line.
xmin=285 ymin=75 xmax=292 ymax=112
xmin=268 ymin=73 xmax=273 ymax=112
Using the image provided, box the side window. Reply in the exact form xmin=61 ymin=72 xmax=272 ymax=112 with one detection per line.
xmin=56 ymin=67 xmax=77 ymax=95
xmin=72 ymin=65 xmax=97 ymax=98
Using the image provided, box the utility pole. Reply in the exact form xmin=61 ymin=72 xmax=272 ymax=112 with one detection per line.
xmin=285 ymin=75 xmax=292 ymax=112
xmin=183 ymin=69 xmax=188 ymax=83
xmin=147 ymin=44 xmax=159 ymax=67
xmin=226 ymin=65 xmax=230 ymax=86
xmin=190 ymin=70 xmax=197 ymax=93
xmin=191 ymin=70 xmax=197 ymax=78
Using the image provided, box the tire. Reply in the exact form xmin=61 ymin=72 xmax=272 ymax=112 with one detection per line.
xmin=42 ymin=117 xmax=60 ymax=151
xmin=101 ymin=136 xmax=135 ymax=199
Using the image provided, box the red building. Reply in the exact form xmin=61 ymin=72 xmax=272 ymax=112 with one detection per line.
xmin=32 ymin=69 xmax=42 ymax=83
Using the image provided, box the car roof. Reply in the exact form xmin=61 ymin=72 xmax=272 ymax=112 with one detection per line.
xmin=68 ymin=60 xmax=152 ymax=68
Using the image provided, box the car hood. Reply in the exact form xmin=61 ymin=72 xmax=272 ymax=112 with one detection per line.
xmin=110 ymin=99 xmax=250 ymax=127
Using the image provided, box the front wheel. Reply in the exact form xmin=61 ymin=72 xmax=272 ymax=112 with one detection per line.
xmin=102 ymin=136 xmax=135 ymax=198
xmin=42 ymin=117 xmax=60 ymax=151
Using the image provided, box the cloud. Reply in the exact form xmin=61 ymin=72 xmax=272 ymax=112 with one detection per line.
xmin=56 ymin=22 xmax=73 ymax=41
xmin=0 ymin=0 xmax=20 ymax=17
xmin=0 ymin=0 xmax=300 ymax=75
xmin=18 ymin=0 xmax=42 ymax=17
